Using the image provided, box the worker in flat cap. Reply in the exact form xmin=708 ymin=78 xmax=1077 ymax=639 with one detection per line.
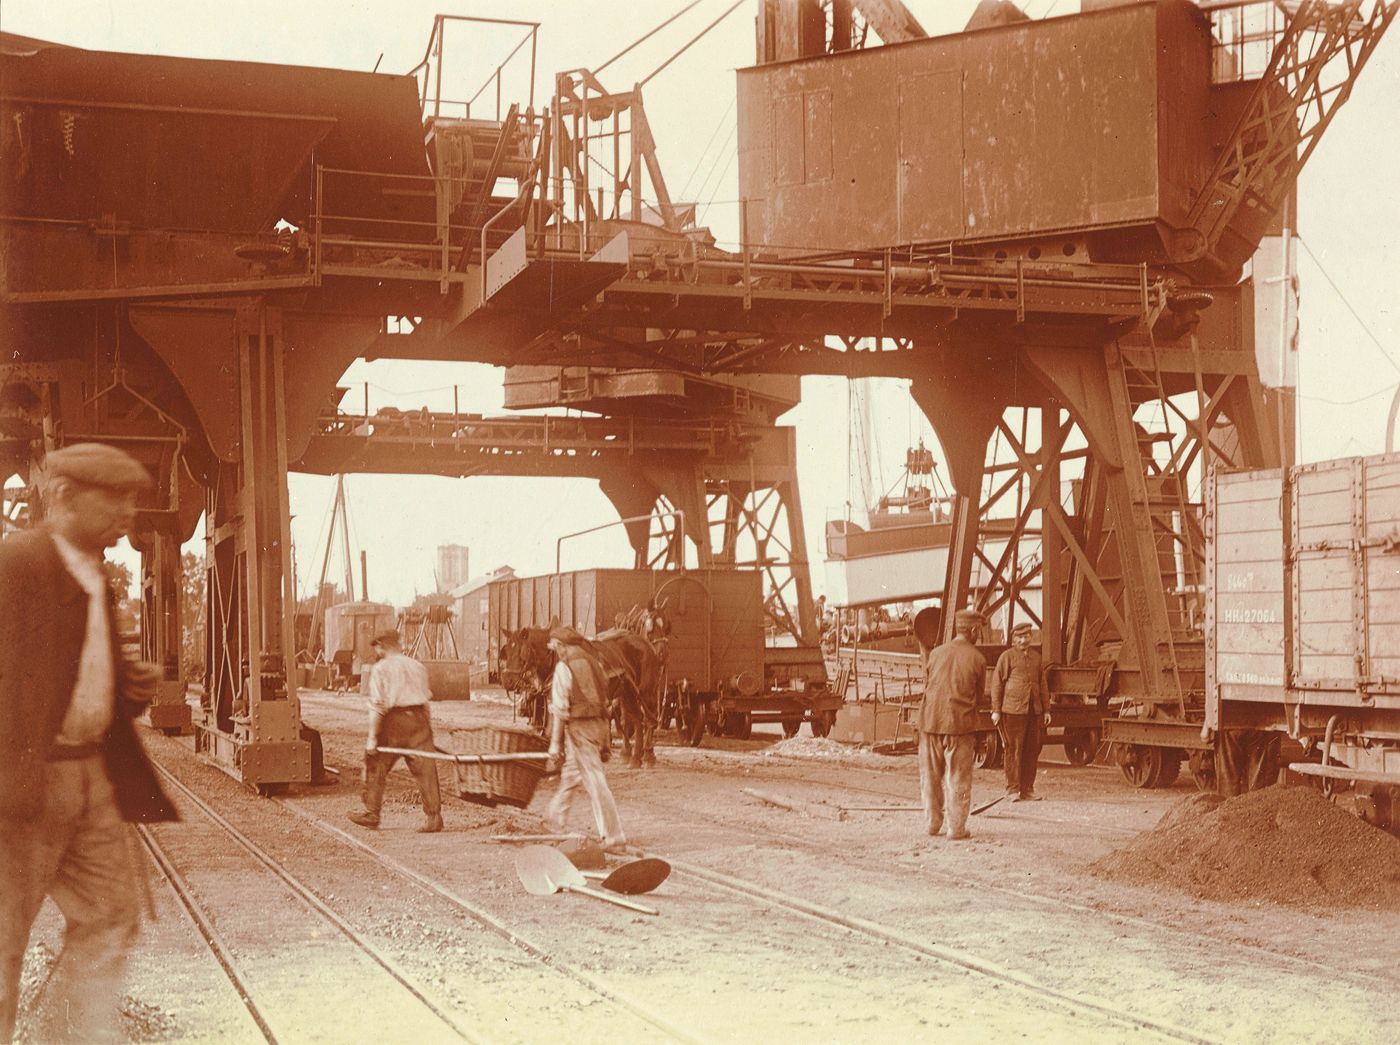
xmin=991 ymin=622 xmax=1051 ymax=802
xmin=1 ymin=442 xmax=176 ymax=1042
xmin=348 ymin=630 xmax=443 ymax=833
xmin=917 ymin=608 xmax=987 ymax=840
xmin=545 ymin=626 xmax=627 ymax=852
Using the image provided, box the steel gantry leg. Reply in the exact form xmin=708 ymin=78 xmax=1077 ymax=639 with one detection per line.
xmin=194 ymin=302 xmax=309 ymax=792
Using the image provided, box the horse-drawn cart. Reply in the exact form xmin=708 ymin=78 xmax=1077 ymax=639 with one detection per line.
xmin=488 ymin=567 xmax=837 ymax=746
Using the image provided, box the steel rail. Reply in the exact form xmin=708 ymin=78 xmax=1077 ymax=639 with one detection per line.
xmin=273 ymin=796 xmax=708 ymax=1045
xmin=648 ymin=852 xmax=1220 ymax=1044
xmin=633 ymin=771 xmax=1400 ymax=993
xmin=150 ymin=764 xmax=485 ymax=1045
xmin=136 ymin=825 xmax=279 ymax=1044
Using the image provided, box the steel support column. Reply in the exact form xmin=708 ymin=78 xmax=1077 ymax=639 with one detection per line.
xmin=195 ymin=301 xmax=309 ymax=791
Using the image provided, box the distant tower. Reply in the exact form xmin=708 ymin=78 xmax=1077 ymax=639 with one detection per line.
xmin=435 ymin=544 xmax=470 ymax=592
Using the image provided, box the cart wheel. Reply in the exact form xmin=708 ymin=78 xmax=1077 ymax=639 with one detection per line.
xmin=781 ymin=715 xmax=803 ymax=739
xmin=1062 ymin=728 xmax=1100 ymax=767
xmin=1156 ymin=749 xmax=1183 ymax=787
xmin=973 ymin=729 xmax=1003 ymax=770
xmin=1188 ymin=749 xmax=1216 ymax=792
xmin=677 ymin=695 xmax=706 ymax=747
xmin=1117 ymin=744 xmax=1175 ymax=789
xmin=727 ymin=712 xmax=753 ymax=741
xmin=809 ymin=709 xmax=835 ymax=739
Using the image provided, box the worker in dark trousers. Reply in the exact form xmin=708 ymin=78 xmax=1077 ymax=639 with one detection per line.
xmin=348 ymin=631 xmax=443 ymax=833
xmin=918 ymin=610 xmax=987 ymax=841
xmin=991 ymin=622 xmax=1051 ymax=802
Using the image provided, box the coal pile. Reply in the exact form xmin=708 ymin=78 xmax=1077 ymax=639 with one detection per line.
xmin=1091 ymin=785 xmax=1400 ymax=910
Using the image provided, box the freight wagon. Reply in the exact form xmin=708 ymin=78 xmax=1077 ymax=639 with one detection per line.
xmin=1203 ymin=452 xmax=1400 ymax=832
xmin=487 ymin=567 xmax=838 ymax=743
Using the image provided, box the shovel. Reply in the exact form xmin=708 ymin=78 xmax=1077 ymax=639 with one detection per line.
xmin=515 ymin=845 xmax=659 ymax=915
xmin=580 ymin=858 xmax=672 ymax=895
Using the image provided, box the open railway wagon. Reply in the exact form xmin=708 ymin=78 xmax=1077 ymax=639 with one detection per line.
xmin=1197 ymin=451 xmax=1400 ymax=832
xmin=488 ymin=567 xmax=838 ymax=744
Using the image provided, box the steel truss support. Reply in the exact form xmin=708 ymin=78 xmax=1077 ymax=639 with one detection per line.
xmin=910 ymin=328 xmax=1282 ymax=713
xmin=597 ymin=429 xmax=820 ymax=646
xmin=196 ymin=302 xmax=310 ymax=791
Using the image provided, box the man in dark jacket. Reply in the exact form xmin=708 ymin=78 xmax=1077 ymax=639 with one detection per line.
xmin=990 ymin=622 xmax=1051 ymax=802
xmin=918 ymin=609 xmax=987 ymax=840
xmin=0 ymin=443 xmax=176 ymax=1042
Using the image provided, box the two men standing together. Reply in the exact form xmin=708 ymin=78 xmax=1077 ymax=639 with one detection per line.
xmin=917 ymin=612 xmax=1049 ymax=840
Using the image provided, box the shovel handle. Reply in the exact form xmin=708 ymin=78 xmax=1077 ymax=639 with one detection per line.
xmin=377 ymin=747 xmax=551 ymax=765
xmin=565 ymin=883 xmax=658 ymax=916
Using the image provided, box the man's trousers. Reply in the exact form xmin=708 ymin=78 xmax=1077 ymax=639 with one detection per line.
xmin=999 ymin=712 xmax=1043 ymax=797
xmin=918 ymin=732 xmax=976 ymax=838
xmin=1 ymin=757 xmax=140 ymax=1042
xmin=362 ymin=705 xmax=442 ymax=819
xmin=548 ymin=718 xmax=625 ymax=846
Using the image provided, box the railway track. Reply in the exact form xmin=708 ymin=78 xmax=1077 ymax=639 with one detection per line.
xmin=647 ymin=751 xmax=1400 ymax=990
xmin=143 ymin=766 xmax=485 ymax=1044
xmin=273 ymin=801 xmax=1212 ymax=1043
xmin=148 ymin=759 xmax=702 ymax=1045
xmin=634 ymin=771 xmax=1400 ymax=995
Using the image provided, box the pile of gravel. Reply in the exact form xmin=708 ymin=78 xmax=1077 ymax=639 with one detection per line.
xmin=1091 ymin=785 xmax=1400 ymax=910
xmin=761 ymin=735 xmax=895 ymax=768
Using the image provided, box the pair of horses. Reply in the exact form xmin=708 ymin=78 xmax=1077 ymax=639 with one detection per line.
xmin=499 ymin=606 xmax=669 ymax=768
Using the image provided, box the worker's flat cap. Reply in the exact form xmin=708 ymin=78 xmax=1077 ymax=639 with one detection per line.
xmin=549 ymin=625 xmax=587 ymax=646
xmin=1011 ymin=622 xmax=1033 ymax=636
xmin=370 ymin=630 xmax=401 ymax=647
xmin=44 ymin=442 xmax=153 ymax=490
xmin=953 ymin=609 xmax=986 ymax=627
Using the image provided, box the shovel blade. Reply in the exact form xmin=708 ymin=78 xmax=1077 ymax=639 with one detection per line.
xmin=514 ymin=844 xmax=581 ymax=896
xmin=599 ymin=857 xmax=672 ymax=896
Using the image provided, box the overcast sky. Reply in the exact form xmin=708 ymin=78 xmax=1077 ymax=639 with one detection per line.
xmin=5 ymin=0 xmax=1397 ymax=605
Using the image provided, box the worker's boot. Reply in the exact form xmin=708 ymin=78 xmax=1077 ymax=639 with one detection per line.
xmin=418 ymin=812 xmax=444 ymax=834
xmin=348 ymin=810 xmax=380 ymax=829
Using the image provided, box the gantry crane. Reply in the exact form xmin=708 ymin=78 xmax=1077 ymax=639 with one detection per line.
xmin=1 ymin=0 xmax=1391 ymax=789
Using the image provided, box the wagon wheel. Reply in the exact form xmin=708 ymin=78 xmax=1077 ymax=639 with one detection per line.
xmin=1116 ymin=744 xmax=1170 ymax=789
xmin=1062 ymin=728 xmax=1100 ymax=767
xmin=681 ymin=700 xmax=707 ymax=746
xmin=715 ymin=707 xmax=752 ymax=740
xmin=781 ymin=714 xmax=804 ymax=739
xmin=1188 ymin=749 xmax=1217 ymax=792
xmin=1156 ymin=748 xmax=1183 ymax=787
xmin=973 ymin=729 xmax=1003 ymax=770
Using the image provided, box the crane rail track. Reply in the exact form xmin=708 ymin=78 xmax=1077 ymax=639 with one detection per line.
xmin=641 ymin=756 xmax=1400 ymax=990
xmin=269 ymin=795 xmax=705 ymax=1045
xmin=147 ymin=764 xmax=485 ymax=1045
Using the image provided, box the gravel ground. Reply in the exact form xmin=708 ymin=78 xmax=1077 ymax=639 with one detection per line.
xmin=12 ymin=689 xmax=1397 ymax=1043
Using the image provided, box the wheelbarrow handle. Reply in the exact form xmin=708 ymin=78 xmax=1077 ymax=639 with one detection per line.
xmin=376 ymin=746 xmax=551 ymax=765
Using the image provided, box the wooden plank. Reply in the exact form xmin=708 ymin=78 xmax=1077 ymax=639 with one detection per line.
xmin=1216 ymin=473 xmax=1283 ymax=504
xmin=1295 ymin=588 xmax=1354 ymax=624
xmin=1215 ymin=623 xmax=1284 ymax=655
xmin=1214 ymin=532 xmax=1283 ymax=563
xmin=1213 ymin=497 xmax=1285 ymax=533
xmin=1298 ymin=555 xmax=1354 ymax=592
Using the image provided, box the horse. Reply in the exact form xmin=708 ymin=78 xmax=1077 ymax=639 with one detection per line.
xmin=498 ymin=616 xmax=663 ymax=768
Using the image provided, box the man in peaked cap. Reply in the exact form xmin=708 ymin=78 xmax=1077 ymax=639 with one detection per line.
xmin=1 ymin=442 xmax=176 ymax=1042
xmin=991 ymin=622 xmax=1051 ymax=802
xmin=917 ymin=609 xmax=987 ymax=841
xmin=545 ymin=626 xmax=626 ymax=852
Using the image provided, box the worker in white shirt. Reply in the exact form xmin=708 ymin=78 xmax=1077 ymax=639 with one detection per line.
xmin=347 ymin=631 xmax=443 ymax=833
xmin=545 ymin=627 xmax=626 ymax=852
